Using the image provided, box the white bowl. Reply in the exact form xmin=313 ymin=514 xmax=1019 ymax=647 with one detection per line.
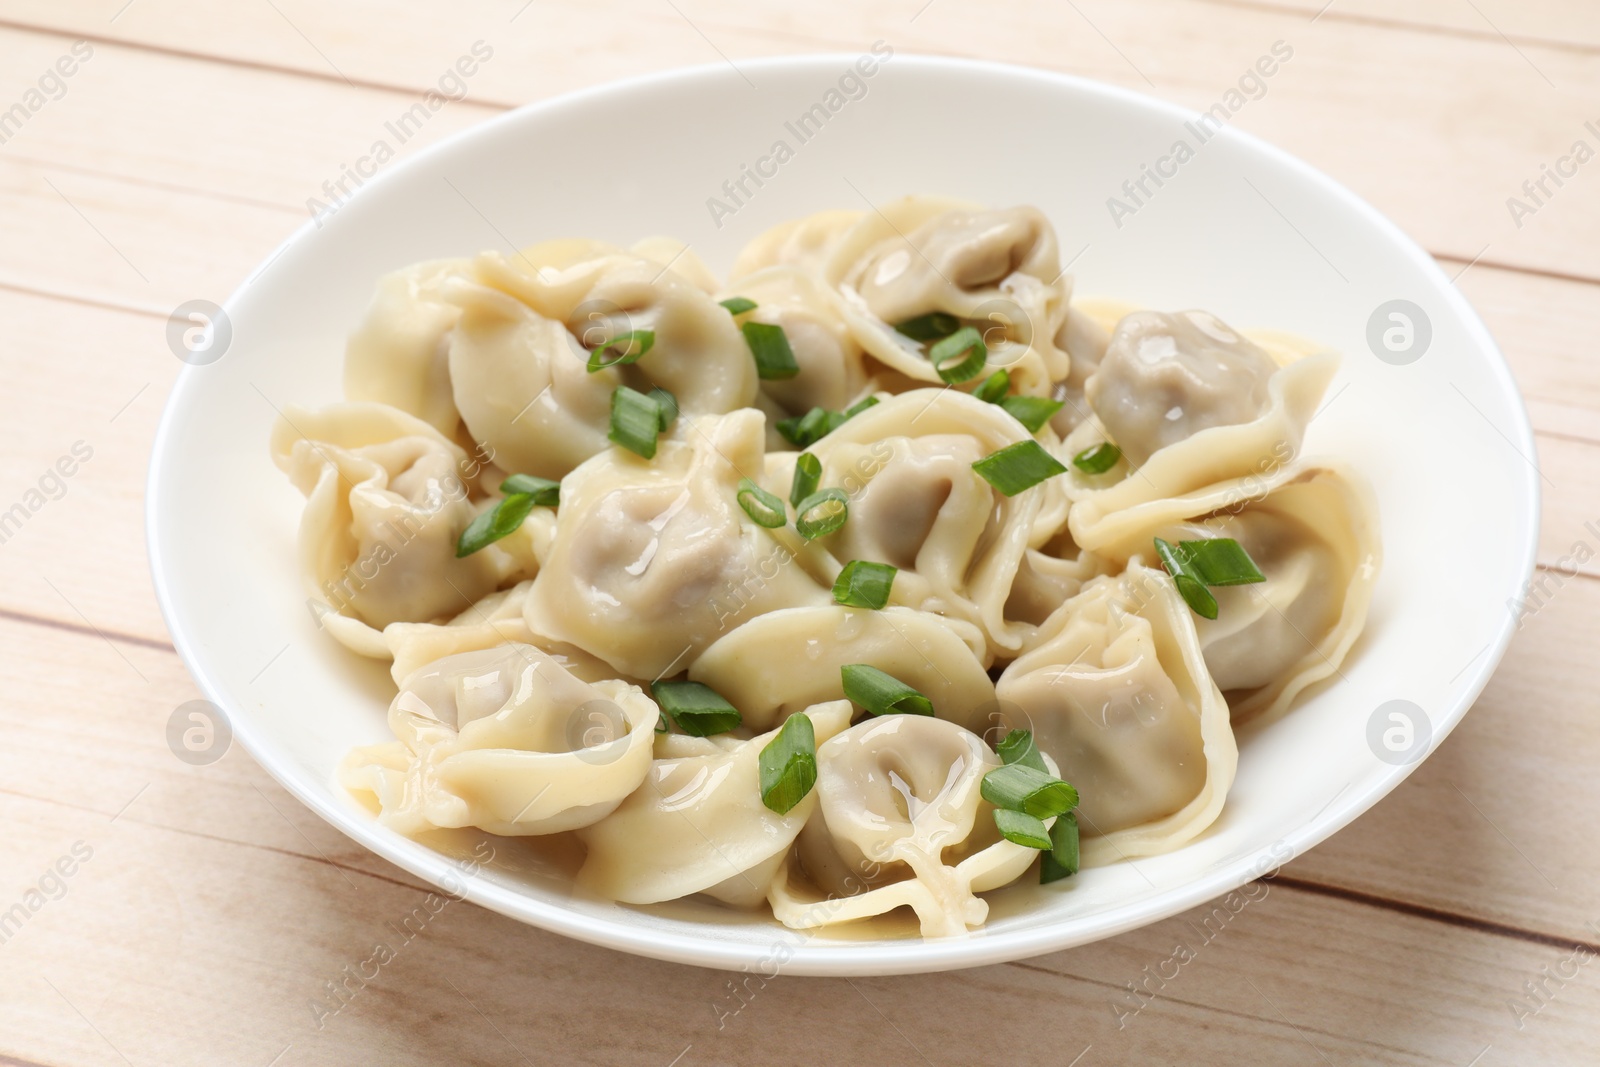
xmin=147 ymin=54 xmax=1539 ymax=976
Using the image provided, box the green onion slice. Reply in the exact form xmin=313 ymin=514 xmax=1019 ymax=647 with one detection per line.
xmin=973 ymin=370 xmax=1011 ymax=404
xmin=719 ymin=296 xmax=757 ymax=315
xmin=776 ymin=406 xmax=841 ymax=448
xmin=994 ymin=729 xmax=1048 ymax=773
xmin=758 ymin=713 xmax=817 ymax=815
xmin=1040 ymin=812 xmax=1080 ymax=883
xmin=998 ymin=395 xmax=1066 ymax=434
xmin=994 ymin=808 xmax=1053 ymax=850
xmin=1072 ymin=442 xmax=1122 ymax=475
xmin=840 ymin=663 xmax=933 ymax=717
xmin=980 ymin=763 xmax=1079 ymax=819
xmin=1176 ymin=537 xmax=1267 ymax=587
xmin=927 ymin=326 xmax=987 ymax=384
xmin=648 ymin=387 xmax=679 ymax=431
xmin=456 ymin=493 xmax=538 ymax=557
xmin=741 ymin=321 xmax=800 ymax=380
xmin=736 ymin=478 xmax=787 ymax=529
xmin=790 ymin=452 xmax=822 ymax=508
xmin=1155 ymin=537 xmax=1218 ymax=619
xmin=608 ymin=385 xmax=662 ymax=459
xmin=832 ymin=560 xmax=896 ymax=610
xmin=894 ymin=311 xmax=961 ymax=342
xmin=498 ymin=473 xmax=560 ymax=507
xmin=794 ymin=488 xmax=848 ymax=540
xmin=843 ymin=395 xmax=880 ymax=418
xmin=971 ymin=439 xmax=1068 ymax=497
xmin=586 ymin=328 xmax=655 ymax=372
xmin=651 ymin=680 xmax=743 ymax=737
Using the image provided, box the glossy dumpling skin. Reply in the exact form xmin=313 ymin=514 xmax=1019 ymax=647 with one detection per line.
xmin=526 ymin=409 xmax=831 ymax=679
xmin=729 ymin=209 xmax=863 ymax=281
xmin=344 ymin=259 xmax=468 ymax=437
xmin=577 ymin=701 xmax=854 ymax=907
xmin=991 ymin=563 xmax=1236 ymax=865
xmin=720 ymin=266 xmax=875 ymax=418
xmin=1082 ymin=461 xmax=1380 ymax=724
xmin=269 ymin=402 xmax=531 ymax=655
xmin=340 ymin=642 xmax=659 ymax=836
xmin=769 ymin=716 xmax=1048 ymax=937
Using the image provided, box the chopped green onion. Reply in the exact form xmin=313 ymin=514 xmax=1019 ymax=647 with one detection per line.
xmin=456 ymin=493 xmax=538 ymax=557
xmin=1155 ymin=537 xmax=1219 ymax=620
xmin=973 ymin=370 xmax=1010 ymax=404
xmin=843 ymin=395 xmax=880 ymax=418
xmin=651 ymin=680 xmax=743 ymax=737
xmin=649 ymin=387 xmax=679 ymax=431
xmin=758 ymin=713 xmax=817 ymax=815
xmin=840 ymin=664 xmax=933 ymax=717
xmin=1040 ymin=811 xmax=1080 ymax=883
xmin=927 ymin=326 xmax=987 ymax=384
xmin=999 ymin=395 xmax=1065 ymax=434
xmin=971 ymin=440 xmax=1068 ymax=497
xmin=775 ymin=406 xmax=842 ymax=448
xmin=719 ymin=296 xmax=757 ymax=315
xmin=832 ymin=560 xmax=896 ymax=610
xmin=741 ymin=321 xmax=800 ymax=380
xmin=994 ymin=809 xmax=1053 ymax=850
xmin=499 ymin=473 xmax=560 ymax=507
xmin=608 ymin=385 xmax=662 ymax=459
xmin=980 ymin=763 xmax=1079 ymax=819
xmin=1072 ymin=442 xmax=1122 ymax=475
xmin=995 ymin=729 xmax=1048 ymax=773
xmin=586 ymin=329 xmax=655 ymax=372
xmin=790 ymin=452 xmax=821 ymax=508
xmin=736 ymin=478 xmax=787 ymax=529
xmin=893 ymin=311 xmax=961 ymax=342
xmin=1175 ymin=537 xmax=1267 ymax=587
xmin=794 ymin=488 xmax=847 ymax=540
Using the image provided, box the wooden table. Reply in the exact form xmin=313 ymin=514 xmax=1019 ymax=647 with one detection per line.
xmin=2 ymin=2 xmax=1596 ymax=1063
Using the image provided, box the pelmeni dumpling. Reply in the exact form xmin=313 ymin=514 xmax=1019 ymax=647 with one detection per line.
xmin=344 ymin=259 xmax=469 ymax=437
xmin=720 ymin=266 xmax=875 ymax=417
xmin=1048 ymin=303 xmax=1113 ymax=436
xmin=270 ymin=402 xmax=530 ymax=655
xmin=341 ymin=642 xmax=659 ymax=836
xmin=821 ymin=196 xmax=1070 ymax=396
xmin=1082 ymin=462 xmax=1380 ymax=724
xmin=577 ymin=701 xmax=854 ymax=907
xmin=770 ymin=716 xmax=1048 ymax=937
xmin=729 ymin=209 xmax=863 ymax=280
xmin=526 ymin=409 xmax=831 ymax=679
xmin=990 ymin=564 xmax=1236 ymax=864
xmin=691 ymin=605 xmax=993 ymax=731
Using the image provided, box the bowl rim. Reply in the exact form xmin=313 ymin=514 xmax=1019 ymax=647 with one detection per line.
xmin=146 ymin=51 xmax=1540 ymax=976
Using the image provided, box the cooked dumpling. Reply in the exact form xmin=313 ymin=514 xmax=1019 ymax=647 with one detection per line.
xmin=770 ymin=716 xmax=1049 ymax=937
xmin=344 ymin=259 xmax=468 ymax=437
xmin=720 ymin=266 xmax=875 ymax=417
xmin=990 ymin=564 xmax=1236 ymax=864
xmin=1048 ymin=303 xmax=1112 ymax=436
xmin=526 ymin=409 xmax=831 ymax=679
xmin=577 ymin=701 xmax=853 ymax=906
xmin=269 ymin=402 xmax=529 ymax=655
xmin=729 ymin=209 xmax=863 ymax=280
xmin=340 ymin=642 xmax=659 ymax=836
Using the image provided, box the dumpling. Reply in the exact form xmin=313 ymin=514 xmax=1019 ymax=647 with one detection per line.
xmin=525 ymin=409 xmax=831 ymax=679
xmin=719 ymin=266 xmax=875 ymax=417
xmin=690 ymin=605 xmax=994 ymax=732
xmin=344 ymin=259 xmax=468 ymax=437
xmin=577 ymin=701 xmax=854 ymax=906
xmin=820 ymin=196 xmax=1071 ymax=395
xmin=989 ymin=564 xmax=1236 ymax=864
xmin=769 ymin=716 xmax=1049 ymax=937
xmin=269 ymin=402 xmax=531 ymax=655
xmin=729 ymin=209 xmax=863 ymax=280
xmin=1078 ymin=462 xmax=1380 ymax=724
xmin=1047 ymin=303 xmax=1112 ymax=436
xmin=444 ymin=243 xmax=757 ymax=480
xmin=340 ymin=642 xmax=659 ymax=836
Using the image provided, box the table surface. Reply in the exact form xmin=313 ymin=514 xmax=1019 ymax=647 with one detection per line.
xmin=2 ymin=2 xmax=1598 ymax=1064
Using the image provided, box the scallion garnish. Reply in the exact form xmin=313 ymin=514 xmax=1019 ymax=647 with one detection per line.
xmin=840 ymin=663 xmax=933 ymax=716
xmin=719 ymin=296 xmax=757 ymax=315
xmin=1155 ymin=536 xmax=1266 ymax=620
xmin=1040 ymin=812 xmax=1080 ymax=883
xmin=651 ymin=680 xmax=743 ymax=737
xmin=893 ymin=311 xmax=961 ymax=342
xmin=455 ymin=493 xmax=538 ymax=557
xmin=758 ymin=713 xmax=817 ymax=815
xmin=1154 ymin=537 xmax=1217 ymax=620
xmin=741 ymin=321 xmax=800 ymax=380
xmin=649 ymin=386 xmax=679 ymax=431
xmin=971 ymin=440 xmax=1068 ymax=497
xmin=994 ymin=808 xmax=1053 ymax=850
xmin=586 ymin=329 xmax=655 ymax=373
xmin=973 ymin=370 xmax=1010 ymax=404
xmin=736 ymin=478 xmax=787 ymax=529
xmin=832 ymin=560 xmax=896 ymax=610
xmin=844 ymin=394 xmax=880 ymax=417
xmin=999 ymin=395 xmax=1065 ymax=434
xmin=927 ymin=326 xmax=987 ymax=384
xmin=794 ymin=488 xmax=847 ymax=540
xmin=1072 ymin=442 xmax=1122 ymax=475
xmin=994 ymin=729 xmax=1048 ymax=773
xmin=980 ymin=763 xmax=1079 ymax=819
xmin=790 ymin=452 xmax=821 ymax=508
xmin=608 ymin=385 xmax=662 ymax=459
xmin=499 ymin=473 xmax=560 ymax=507
xmin=776 ymin=406 xmax=842 ymax=448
